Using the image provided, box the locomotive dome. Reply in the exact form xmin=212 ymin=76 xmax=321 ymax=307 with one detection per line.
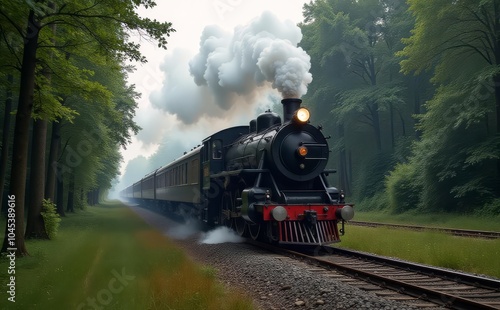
xmin=256 ymin=110 xmax=281 ymax=133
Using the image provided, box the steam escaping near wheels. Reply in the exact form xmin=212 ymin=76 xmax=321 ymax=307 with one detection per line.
xmin=164 ymin=220 xmax=201 ymax=240
xmin=199 ymin=227 xmax=244 ymax=244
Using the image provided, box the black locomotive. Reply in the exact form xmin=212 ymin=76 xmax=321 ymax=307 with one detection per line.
xmin=121 ymin=98 xmax=354 ymax=245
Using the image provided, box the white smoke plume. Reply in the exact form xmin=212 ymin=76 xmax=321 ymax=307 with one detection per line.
xmin=199 ymin=227 xmax=244 ymax=244
xmin=149 ymin=48 xmax=226 ymax=124
xmin=189 ymin=10 xmax=312 ymax=110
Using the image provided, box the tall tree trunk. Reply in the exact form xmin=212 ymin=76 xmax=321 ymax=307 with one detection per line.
xmin=87 ymin=191 xmax=91 ymax=205
xmin=494 ymin=74 xmax=500 ymax=195
xmin=93 ymin=189 xmax=100 ymax=205
xmin=390 ymin=103 xmax=395 ymax=149
xmin=56 ymin=157 xmax=65 ymax=216
xmin=47 ymin=49 xmax=68 ymax=209
xmin=1 ymin=9 xmax=40 ymax=256
xmin=413 ymin=76 xmax=423 ymax=140
xmin=67 ymin=173 xmax=75 ymax=212
xmin=371 ymin=101 xmax=382 ymax=151
xmin=45 ymin=120 xmax=61 ymax=203
xmin=26 ymin=2 xmax=58 ymax=238
xmin=25 ymin=119 xmax=49 ymax=239
xmin=338 ymin=124 xmax=351 ymax=195
xmin=398 ymin=109 xmax=407 ymax=137
xmin=0 ymin=74 xmax=13 ymax=214
xmin=493 ymin=0 xmax=500 ymax=196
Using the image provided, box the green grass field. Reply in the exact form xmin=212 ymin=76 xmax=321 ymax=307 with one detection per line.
xmin=0 ymin=202 xmax=254 ymax=310
xmin=352 ymin=210 xmax=500 ymax=231
xmin=339 ymin=224 xmax=500 ymax=278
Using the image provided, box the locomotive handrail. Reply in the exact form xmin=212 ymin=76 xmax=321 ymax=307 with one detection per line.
xmin=210 ymin=169 xmax=270 ymax=178
xmin=301 ymin=143 xmax=328 ymax=147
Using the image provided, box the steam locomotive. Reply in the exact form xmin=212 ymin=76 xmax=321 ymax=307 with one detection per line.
xmin=121 ymin=98 xmax=354 ymax=245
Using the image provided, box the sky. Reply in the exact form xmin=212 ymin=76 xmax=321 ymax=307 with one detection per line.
xmin=110 ymin=0 xmax=310 ymax=196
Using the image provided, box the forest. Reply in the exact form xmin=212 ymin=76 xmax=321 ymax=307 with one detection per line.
xmin=300 ymin=0 xmax=500 ymax=216
xmin=0 ymin=0 xmax=174 ymax=255
xmin=0 ymin=0 xmax=498 ymax=257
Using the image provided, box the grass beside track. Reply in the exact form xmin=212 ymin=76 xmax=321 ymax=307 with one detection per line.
xmin=338 ymin=225 xmax=500 ymax=278
xmin=0 ymin=201 xmax=254 ymax=310
xmin=353 ymin=211 xmax=500 ymax=231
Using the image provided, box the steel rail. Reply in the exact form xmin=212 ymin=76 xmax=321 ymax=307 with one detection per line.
xmin=349 ymin=221 xmax=500 ymax=239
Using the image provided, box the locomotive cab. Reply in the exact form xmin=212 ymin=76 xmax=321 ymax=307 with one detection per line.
xmin=201 ymin=126 xmax=249 ymax=189
xmin=200 ymin=126 xmax=249 ymax=225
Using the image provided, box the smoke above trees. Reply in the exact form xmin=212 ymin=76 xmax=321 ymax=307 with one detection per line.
xmin=150 ymin=11 xmax=312 ymax=125
xmin=189 ymin=10 xmax=312 ymax=105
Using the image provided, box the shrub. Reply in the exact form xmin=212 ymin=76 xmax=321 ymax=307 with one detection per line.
xmin=474 ymin=198 xmax=500 ymax=217
xmin=356 ymin=191 xmax=389 ymax=212
xmin=385 ymin=163 xmax=421 ymax=213
xmin=352 ymin=152 xmax=394 ymax=202
xmin=41 ymin=199 xmax=62 ymax=239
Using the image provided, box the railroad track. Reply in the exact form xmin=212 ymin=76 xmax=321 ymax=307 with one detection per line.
xmin=349 ymin=221 xmax=500 ymax=239
xmin=249 ymin=241 xmax=500 ymax=309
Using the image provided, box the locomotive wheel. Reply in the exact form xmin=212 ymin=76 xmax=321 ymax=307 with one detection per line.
xmin=234 ymin=218 xmax=247 ymax=236
xmin=248 ymin=223 xmax=261 ymax=240
xmin=232 ymin=182 xmax=248 ymax=237
xmin=220 ymin=192 xmax=233 ymax=228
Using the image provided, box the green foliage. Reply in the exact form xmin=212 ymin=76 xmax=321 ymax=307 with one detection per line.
xmin=403 ymin=121 xmax=496 ymax=212
xmin=411 ymin=70 xmax=496 ymax=210
xmin=352 ymin=152 xmax=394 ymax=202
xmin=399 ymin=0 xmax=498 ymax=74
xmin=392 ymin=136 xmax=415 ymax=164
xmin=334 ymin=84 xmax=405 ymax=124
xmin=386 ymin=163 xmax=420 ymax=213
xmin=41 ymin=199 xmax=61 ymax=239
xmin=355 ymin=191 xmax=389 ymax=212
xmin=474 ymin=199 xmax=500 ymax=217
xmin=385 ymin=0 xmax=500 ymax=213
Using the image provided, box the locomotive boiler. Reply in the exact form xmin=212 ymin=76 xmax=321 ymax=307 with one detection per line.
xmin=121 ymin=98 xmax=354 ymax=246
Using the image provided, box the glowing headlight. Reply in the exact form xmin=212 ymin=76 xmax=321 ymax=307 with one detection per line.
xmin=297 ymin=146 xmax=308 ymax=157
xmin=294 ymin=107 xmax=310 ymax=123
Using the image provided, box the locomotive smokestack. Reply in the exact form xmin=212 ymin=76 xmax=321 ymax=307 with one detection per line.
xmin=281 ymin=98 xmax=302 ymax=122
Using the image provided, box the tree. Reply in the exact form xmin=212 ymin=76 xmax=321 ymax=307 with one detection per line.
xmin=0 ymin=74 xmax=14 ymax=214
xmin=0 ymin=7 xmax=41 ymax=255
xmin=25 ymin=6 xmax=57 ymax=239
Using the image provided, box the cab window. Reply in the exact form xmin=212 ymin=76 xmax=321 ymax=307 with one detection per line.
xmin=212 ymin=140 xmax=222 ymax=159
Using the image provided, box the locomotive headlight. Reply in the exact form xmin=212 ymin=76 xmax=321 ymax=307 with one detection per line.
xmin=339 ymin=205 xmax=354 ymax=221
xmin=297 ymin=146 xmax=308 ymax=157
xmin=271 ymin=206 xmax=287 ymax=221
xmin=294 ymin=107 xmax=310 ymax=123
